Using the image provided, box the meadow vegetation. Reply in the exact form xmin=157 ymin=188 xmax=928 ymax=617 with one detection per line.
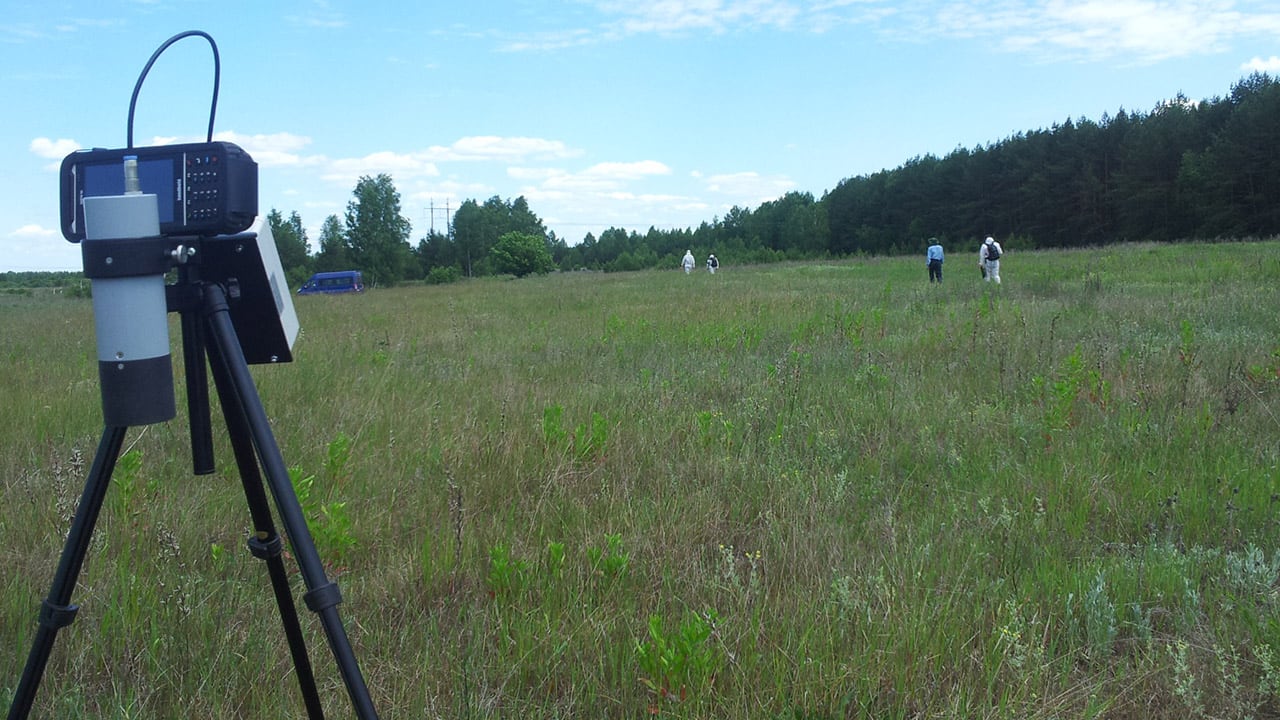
xmin=4 ymin=240 xmax=1280 ymax=718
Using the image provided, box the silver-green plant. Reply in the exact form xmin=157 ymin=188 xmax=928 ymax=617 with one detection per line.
xmin=1167 ymin=638 xmax=1204 ymax=717
xmin=1223 ymin=544 xmax=1280 ymax=597
xmin=1078 ymin=570 xmax=1117 ymax=663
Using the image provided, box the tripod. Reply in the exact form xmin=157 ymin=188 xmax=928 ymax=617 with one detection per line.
xmin=7 ymin=255 xmax=379 ymax=718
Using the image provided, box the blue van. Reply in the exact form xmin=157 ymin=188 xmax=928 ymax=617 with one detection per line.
xmin=298 ymin=270 xmax=364 ymax=295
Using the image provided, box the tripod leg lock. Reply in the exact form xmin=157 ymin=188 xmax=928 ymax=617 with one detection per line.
xmin=247 ymin=533 xmax=285 ymax=560
xmin=38 ymin=599 xmax=80 ymax=630
xmin=303 ymin=582 xmax=343 ymax=613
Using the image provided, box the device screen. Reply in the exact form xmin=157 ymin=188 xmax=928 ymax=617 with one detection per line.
xmin=81 ymin=158 xmax=176 ymax=224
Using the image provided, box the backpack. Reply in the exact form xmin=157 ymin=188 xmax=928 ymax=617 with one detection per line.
xmin=985 ymin=242 xmax=1001 ymax=261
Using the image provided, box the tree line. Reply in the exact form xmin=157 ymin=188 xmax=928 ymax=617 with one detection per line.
xmin=267 ymin=73 xmax=1279 ymax=287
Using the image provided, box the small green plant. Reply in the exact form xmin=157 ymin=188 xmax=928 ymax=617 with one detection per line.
xmin=487 ymin=543 xmax=529 ymax=598
xmin=1178 ymin=319 xmax=1198 ymax=369
xmin=542 ymin=404 xmax=568 ymax=447
xmin=543 ymin=406 xmax=608 ymax=461
xmin=289 ymin=455 xmax=358 ymax=570
xmin=587 ymin=533 xmax=629 ymax=580
xmin=573 ymin=411 xmax=609 ymax=462
xmin=315 ymin=500 xmax=355 ymax=567
xmin=1035 ymin=346 xmax=1082 ymax=446
xmin=290 ymin=466 xmax=316 ymax=508
xmin=209 ymin=542 xmax=228 ymax=574
xmin=323 ymin=432 xmax=352 ymax=487
xmin=635 ymin=609 xmax=723 ymax=704
xmin=696 ymin=410 xmax=716 ymax=446
xmin=544 ymin=540 xmax=566 ymax=579
xmin=1245 ymin=345 xmax=1280 ymax=385
xmin=110 ymin=449 xmax=144 ymax=515
xmin=697 ymin=410 xmax=737 ymax=449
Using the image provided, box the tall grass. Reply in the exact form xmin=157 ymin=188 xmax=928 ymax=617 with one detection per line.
xmin=5 ymin=240 xmax=1280 ymax=718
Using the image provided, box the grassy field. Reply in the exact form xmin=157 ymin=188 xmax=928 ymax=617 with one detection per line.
xmin=4 ymin=240 xmax=1280 ymax=718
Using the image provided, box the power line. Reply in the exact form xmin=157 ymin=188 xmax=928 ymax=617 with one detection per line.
xmin=424 ymin=200 xmax=451 ymax=235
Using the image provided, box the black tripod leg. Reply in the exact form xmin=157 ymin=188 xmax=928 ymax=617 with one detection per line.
xmin=204 ymin=328 xmax=326 ymax=720
xmin=8 ymin=426 xmax=127 ymax=720
xmin=180 ymin=301 xmax=216 ymax=476
xmin=201 ymin=283 xmax=379 ymax=720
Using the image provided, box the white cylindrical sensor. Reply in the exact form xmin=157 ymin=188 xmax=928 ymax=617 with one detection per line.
xmin=82 ymin=189 xmax=175 ymax=427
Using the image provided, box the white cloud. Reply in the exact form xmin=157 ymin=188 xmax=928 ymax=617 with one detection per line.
xmin=9 ymin=224 xmax=56 ymax=238
xmin=498 ymin=154 xmax=792 ymax=237
xmin=500 ymin=156 xmax=703 ymax=235
xmin=215 ymin=131 xmax=323 ymax=168
xmin=30 ymin=137 xmax=80 ymax=159
xmin=604 ymin=191 xmax=691 ymax=204
xmin=507 ymin=166 xmax=565 ymax=181
xmin=918 ymin=0 xmax=1280 ymax=64
xmin=407 ymin=179 xmax=492 ymax=207
xmin=284 ymin=139 xmax=573 ymax=205
xmin=519 ymin=187 xmax=575 ymax=204
xmin=541 ymin=170 xmax=620 ymax=193
xmin=1242 ymin=55 xmax=1280 ymax=72
xmin=508 ymin=160 xmax=671 ymax=195
xmin=0 ymin=231 xmax=81 ymax=271
xmin=702 ymin=171 xmax=796 ymax=200
xmin=322 ymin=151 xmax=442 ymax=184
xmin=216 ymin=131 xmax=313 ymax=153
xmin=427 ymin=136 xmax=581 ymax=162
xmin=674 ymin=200 xmax=712 ymax=212
xmin=564 ymin=0 xmax=1280 ymax=65
xmin=499 ymin=28 xmax=599 ymax=52
xmin=1045 ymin=0 xmax=1235 ymax=61
xmin=594 ymin=0 xmax=802 ymax=35
xmin=581 ymin=160 xmax=672 ymax=179
xmin=1 ymin=23 xmax=52 ymax=43
xmin=285 ymin=1 xmax=347 ymax=30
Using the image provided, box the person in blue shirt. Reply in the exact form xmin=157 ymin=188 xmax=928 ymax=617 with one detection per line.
xmin=926 ymin=239 xmax=944 ymax=283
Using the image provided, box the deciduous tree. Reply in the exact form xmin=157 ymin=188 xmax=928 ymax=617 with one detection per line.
xmin=314 ymin=214 xmax=349 ymax=273
xmin=267 ymin=208 xmax=311 ymax=286
xmin=491 ymin=231 xmax=555 ymax=278
xmin=345 ymin=174 xmax=414 ymax=286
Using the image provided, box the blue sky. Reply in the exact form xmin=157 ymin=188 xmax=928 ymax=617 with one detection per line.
xmin=3 ymin=0 xmax=1278 ymax=271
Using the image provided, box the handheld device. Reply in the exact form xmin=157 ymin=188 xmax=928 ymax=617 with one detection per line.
xmin=60 ymin=141 xmax=257 ymax=242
